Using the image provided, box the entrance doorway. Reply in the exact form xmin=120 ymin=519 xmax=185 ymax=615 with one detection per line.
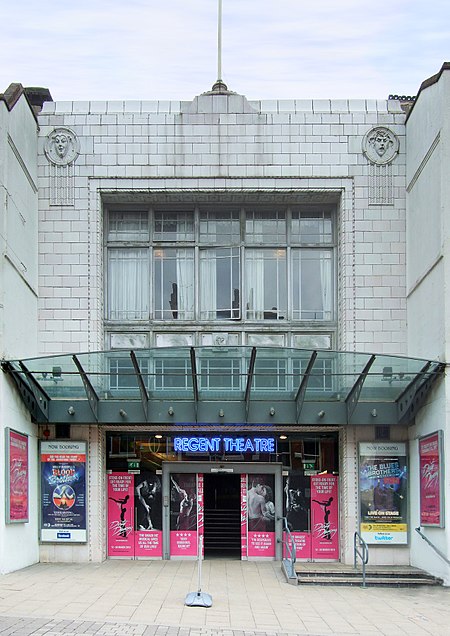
xmin=162 ymin=462 xmax=283 ymax=560
xmin=203 ymin=473 xmax=241 ymax=557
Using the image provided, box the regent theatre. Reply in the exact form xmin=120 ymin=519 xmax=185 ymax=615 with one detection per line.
xmin=1 ymin=64 xmax=450 ymax=582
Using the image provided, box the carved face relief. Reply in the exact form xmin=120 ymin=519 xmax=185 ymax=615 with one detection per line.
xmin=371 ymin=131 xmax=391 ymax=157
xmin=53 ymin=133 xmax=69 ymax=158
xmin=45 ymin=128 xmax=79 ymax=165
xmin=362 ymin=127 xmax=399 ymax=165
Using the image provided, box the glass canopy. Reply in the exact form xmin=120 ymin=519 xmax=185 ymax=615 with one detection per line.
xmin=2 ymin=347 xmax=444 ymax=427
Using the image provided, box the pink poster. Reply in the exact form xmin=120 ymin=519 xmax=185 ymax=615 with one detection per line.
xmin=247 ymin=474 xmax=276 ymax=558
xmin=197 ymin=474 xmax=204 ymax=555
xmin=311 ymin=475 xmax=339 ymax=560
xmin=107 ymin=473 xmax=134 ymax=557
xmin=240 ymin=474 xmax=248 ymax=559
xmin=135 ymin=530 xmax=162 ymax=557
xmin=134 ymin=472 xmax=162 ymax=558
xmin=170 ymin=531 xmax=197 ymax=556
xmin=170 ymin=473 xmax=197 ymax=557
xmin=283 ymin=532 xmax=311 ymax=560
xmin=248 ymin=531 xmax=275 ymax=557
xmin=419 ymin=432 xmax=443 ymax=526
xmin=7 ymin=429 xmax=29 ymax=523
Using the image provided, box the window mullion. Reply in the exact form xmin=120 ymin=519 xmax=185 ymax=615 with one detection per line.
xmin=194 ymin=244 xmax=199 ymax=321
xmin=148 ymin=246 xmax=152 ymax=320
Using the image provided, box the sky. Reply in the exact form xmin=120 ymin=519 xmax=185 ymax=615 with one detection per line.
xmin=1 ymin=0 xmax=449 ymax=102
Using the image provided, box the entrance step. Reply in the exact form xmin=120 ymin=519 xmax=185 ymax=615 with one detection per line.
xmin=204 ymin=508 xmax=241 ymax=553
xmin=295 ymin=563 xmax=443 ymax=587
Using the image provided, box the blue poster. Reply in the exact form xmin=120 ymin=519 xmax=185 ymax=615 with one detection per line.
xmin=40 ymin=441 xmax=87 ymax=542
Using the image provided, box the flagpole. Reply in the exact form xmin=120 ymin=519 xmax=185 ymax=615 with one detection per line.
xmin=212 ymin=0 xmax=227 ymax=91
xmin=217 ymin=0 xmax=222 ymax=83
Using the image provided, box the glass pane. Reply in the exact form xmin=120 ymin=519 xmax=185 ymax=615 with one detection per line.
xmin=199 ymin=210 xmax=240 ymax=244
xmin=153 ymin=248 xmax=195 ymax=320
xmin=108 ymin=248 xmax=148 ymax=320
xmin=199 ymin=248 xmax=240 ymax=320
xmin=154 ymin=211 xmax=194 ymax=241
xmin=253 ymin=357 xmax=287 ymax=391
xmin=199 ymin=357 xmax=241 ymax=391
xmin=245 ymin=249 xmax=287 ymax=320
xmin=14 ymin=347 xmax=440 ymax=407
xmin=245 ymin=210 xmax=286 ymax=244
xmin=155 ymin=333 xmax=195 ymax=347
xmin=359 ymin=355 xmax=431 ymax=401
xmin=247 ymin=333 xmax=285 ymax=346
xmin=293 ymin=356 xmax=334 ymax=393
xmin=109 ymin=357 xmax=149 ymax=395
xmin=292 ymin=249 xmax=333 ymax=320
xmin=170 ymin=474 xmax=197 ymax=531
xmin=155 ymin=358 xmax=191 ymax=391
xmin=108 ymin=211 xmax=149 ymax=241
xmin=13 ymin=355 xmax=85 ymax=399
xmin=291 ymin=208 xmax=333 ymax=244
xmin=292 ymin=334 xmax=332 ymax=349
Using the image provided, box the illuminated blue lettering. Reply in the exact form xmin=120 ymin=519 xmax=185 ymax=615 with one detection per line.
xmin=188 ymin=438 xmax=199 ymax=452
xmin=208 ymin=437 xmax=221 ymax=452
xmin=173 ymin=436 xmax=275 ymax=454
xmin=243 ymin=438 xmax=254 ymax=452
xmin=222 ymin=438 xmax=232 ymax=451
xmin=254 ymin=438 xmax=275 ymax=452
xmin=198 ymin=438 xmax=220 ymax=452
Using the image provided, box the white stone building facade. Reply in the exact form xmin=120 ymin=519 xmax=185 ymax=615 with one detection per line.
xmin=1 ymin=64 xmax=449 ymax=582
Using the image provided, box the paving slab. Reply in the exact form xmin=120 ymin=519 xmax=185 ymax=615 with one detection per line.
xmin=0 ymin=560 xmax=449 ymax=635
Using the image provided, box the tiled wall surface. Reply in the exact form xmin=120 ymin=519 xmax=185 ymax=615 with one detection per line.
xmin=37 ymin=93 xmax=407 ymax=356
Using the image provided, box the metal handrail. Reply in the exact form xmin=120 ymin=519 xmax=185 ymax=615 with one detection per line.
xmin=354 ymin=531 xmax=369 ymax=588
xmin=415 ymin=527 xmax=450 ymax=567
xmin=280 ymin=516 xmax=297 ymax=581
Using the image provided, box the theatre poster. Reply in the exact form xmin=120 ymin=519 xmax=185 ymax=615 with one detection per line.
xmin=419 ymin=431 xmax=444 ymax=527
xmin=359 ymin=442 xmax=408 ymax=545
xmin=169 ymin=473 xmax=198 ymax=557
xmin=5 ymin=428 xmax=29 ymax=523
xmin=40 ymin=441 xmax=87 ymax=542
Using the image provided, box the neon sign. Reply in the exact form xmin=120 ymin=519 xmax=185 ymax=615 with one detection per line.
xmin=173 ymin=437 xmax=275 ymax=454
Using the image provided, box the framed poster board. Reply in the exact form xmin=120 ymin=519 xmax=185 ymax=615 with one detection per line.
xmin=419 ymin=431 xmax=444 ymax=527
xmin=359 ymin=442 xmax=408 ymax=545
xmin=40 ymin=441 xmax=87 ymax=542
xmin=5 ymin=428 xmax=29 ymax=523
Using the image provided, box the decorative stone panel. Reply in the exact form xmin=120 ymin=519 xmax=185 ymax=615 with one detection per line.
xmin=45 ymin=127 xmax=79 ymax=205
xmin=363 ymin=127 xmax=399 ymax=205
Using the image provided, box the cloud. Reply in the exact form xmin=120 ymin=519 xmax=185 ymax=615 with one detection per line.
xmin=1 ymin=0 xmax=448 ymax=100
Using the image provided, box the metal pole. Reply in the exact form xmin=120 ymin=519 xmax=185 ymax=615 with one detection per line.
xmin=198 ymin=534 xmax=203 ymax=591
xmin=217 ymin=0 xmax=222 ymax=82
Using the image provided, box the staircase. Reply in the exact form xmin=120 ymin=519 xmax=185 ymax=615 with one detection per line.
xmin=294 ymin=563 xmax=443 ymax=587
xmin=204 ymin=508 xmax=241 ymax=555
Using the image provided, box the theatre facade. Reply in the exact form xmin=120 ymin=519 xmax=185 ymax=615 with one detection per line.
xmin=1 ymin=64 xmax=450 ymax=581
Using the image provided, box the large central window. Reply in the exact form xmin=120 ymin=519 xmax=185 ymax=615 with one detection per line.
xmin=105 ymin=203 xmax=335 ymax=323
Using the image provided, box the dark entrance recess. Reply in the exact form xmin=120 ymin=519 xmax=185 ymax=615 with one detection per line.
xmin=203 ymin=473 xmax=241 ymax=557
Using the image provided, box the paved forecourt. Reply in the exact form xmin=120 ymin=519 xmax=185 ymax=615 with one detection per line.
xmin=0 ymin=560 xmax=449 ymax=635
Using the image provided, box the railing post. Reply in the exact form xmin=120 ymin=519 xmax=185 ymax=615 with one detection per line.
xmin=354 ymin=531 xmax=369 ymax=588
xmin=279 ymin=516 xmax=297 ymax=584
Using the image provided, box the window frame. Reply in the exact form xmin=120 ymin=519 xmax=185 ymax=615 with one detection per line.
xmin=104 ymin=202 xmax=337 ymax=325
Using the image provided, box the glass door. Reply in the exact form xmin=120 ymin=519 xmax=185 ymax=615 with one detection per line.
xmin=169 ymin=473 xmax=199 ymax=557
xmin=283 ymin=473 xmax=339 ymax=561
xmin=246 ymin=473 xmax=276 ymax=558
xmin=107 ymin=472 xmax=163 ymax=558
